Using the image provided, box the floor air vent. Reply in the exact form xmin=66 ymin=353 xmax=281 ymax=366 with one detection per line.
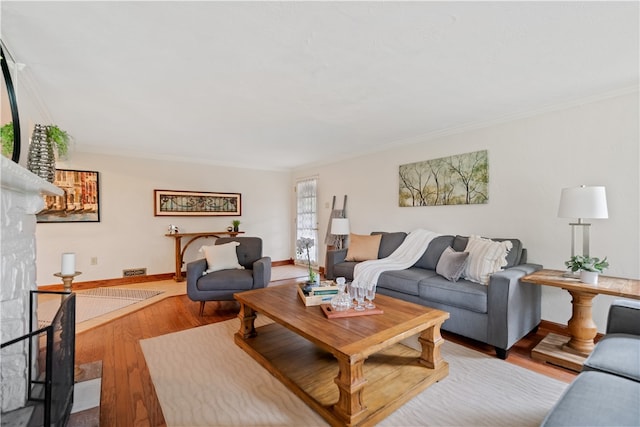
xmin=123 ymin=268 xmax=147 ymax=277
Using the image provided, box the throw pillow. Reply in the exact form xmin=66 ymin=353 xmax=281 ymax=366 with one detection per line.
xmin=462 ymin=235 xmax=513 ymax=285
xmin=436 ymin=246 xmax=470 ymax=282
xmin=345 ymin=233 xmax=382 ymax=262
xmin=201 ymin=241 xmax=244 ymax=274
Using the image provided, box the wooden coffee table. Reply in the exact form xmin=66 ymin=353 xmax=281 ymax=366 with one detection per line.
xmin=234 ymin=283 xmax=449 ymax=427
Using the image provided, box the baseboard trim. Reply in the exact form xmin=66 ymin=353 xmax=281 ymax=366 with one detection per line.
xmin=38 ymin=273 xmax=175 ymax=292
xmin=539 ymin=319 xmax=569 ymax=335
xmin=39 ymin=259 xmax=297 ymax=291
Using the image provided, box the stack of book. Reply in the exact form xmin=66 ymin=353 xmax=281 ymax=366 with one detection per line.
xmin=297 ymin=281 xmax=339 ymax=306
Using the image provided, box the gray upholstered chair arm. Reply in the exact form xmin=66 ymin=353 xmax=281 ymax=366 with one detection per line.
xmin=606 ymin=299 xmax=640 ymax=335
xmin=252 ymin=256 xmax=272 ymax=289
xmin=325 ymin=248 xmax=348 ymax=280
xmin=487 ymin=263 xmax=543 ymax=350
xmin=186 ymin=258 xmax=208 ymax=296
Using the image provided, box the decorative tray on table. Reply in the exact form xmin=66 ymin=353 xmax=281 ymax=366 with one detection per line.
xmin=297 ymin=281 xmax=339 ymax=306
xmin=320 ymin=304 xmax=384 ymax=319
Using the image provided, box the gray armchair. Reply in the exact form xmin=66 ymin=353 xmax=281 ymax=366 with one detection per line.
xmin=582 ymin=299 xmax=640 ymax=381
xmin=541 ymin=299 xmax=640 ymax=427
xmin=186 ymin=237 xmax=271 ymax=315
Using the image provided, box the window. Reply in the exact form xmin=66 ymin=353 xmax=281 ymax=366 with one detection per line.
xmin=295 ymin=177 xmax=318 ymax=266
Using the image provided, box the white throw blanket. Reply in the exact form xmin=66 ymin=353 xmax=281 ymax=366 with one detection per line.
xmin=352 ymin=229 xmax=441 ymax=290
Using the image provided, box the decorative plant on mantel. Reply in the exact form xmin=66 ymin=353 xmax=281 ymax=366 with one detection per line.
xmin=565 ymin=255 xmax=609 ymax=285
xmin=46 ymin=125 xmax=70 ymax=158
xmin=1 ymin=122 xmax=14 ymax=158
xmin=296 ymin=237 xmax=317 ymax=285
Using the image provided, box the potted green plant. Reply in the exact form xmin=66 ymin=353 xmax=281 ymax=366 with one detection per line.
xmin=46 ymin=125 xmax=70 ymax=158
xmin=1 ymin=122 xmax=14 ymax=158
xmin=565 ymin=255 xmax=609 ymax=285
xmin=232 ymin=219 xmax=241 ymax=232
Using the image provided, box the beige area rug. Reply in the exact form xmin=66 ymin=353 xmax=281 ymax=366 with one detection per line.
xmin=270 ymin=264 xmax=310 ymax=281
xmin=140 ymin=317 xmax=568 ymax=427
xmin=38 ymin=288 xmax=164 ymax=328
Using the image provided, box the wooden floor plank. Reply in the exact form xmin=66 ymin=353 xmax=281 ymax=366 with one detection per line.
xmin=73 ymin=278 xmax=577 ymax=425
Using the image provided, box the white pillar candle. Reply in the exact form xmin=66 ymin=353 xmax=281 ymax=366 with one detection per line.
xmin=61 ymin=253 xmax=76 ymax=275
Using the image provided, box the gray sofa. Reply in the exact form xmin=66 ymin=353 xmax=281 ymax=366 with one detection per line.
xmin=325 ymin=232 xmax=542 ymax=359
xmin=541 ymin=299 xmax=640 ymax=426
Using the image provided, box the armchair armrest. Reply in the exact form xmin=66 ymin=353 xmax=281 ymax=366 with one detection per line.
xmin=186 ymin=258 xmax=208 ymax=298
xmin=606 ymin=299 xmax=640 ymax=335
xmin=487 ymin=263 xmax=543 ymax=352
xmin=325 ymin=248 xmax=348 ymax=280
xmin=252 ymin=256 xmax=272 ymax=289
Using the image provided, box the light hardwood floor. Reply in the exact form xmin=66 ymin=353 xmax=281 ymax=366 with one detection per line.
xmin=74 ymin=277 xmax=577 ymax=427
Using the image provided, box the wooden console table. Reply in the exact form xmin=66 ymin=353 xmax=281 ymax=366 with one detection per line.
xmin=522 ymin=269 xmax=640 ymax=371
xmin=165 ymin=231 xmax=244 ymax=281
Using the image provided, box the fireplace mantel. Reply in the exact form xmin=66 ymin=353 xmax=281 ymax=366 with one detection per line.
xmin=1 ymin=157 xmax=62 ymax=200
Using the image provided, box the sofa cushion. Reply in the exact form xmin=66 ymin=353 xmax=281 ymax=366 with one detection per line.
xmin=454 ymin=235 xmax=523 ymax=268
xmin=377 ymin=268 xmax=437 ymax=296
xmin=435 ymin=246 xmax=469 ymax=282
xmin=201 ymin=241 xmax=243 ymax=274
xmin=413 ymin=235 xmax=455 ymax=270
xmin=462 ymin=236 xmax=513 ymax=285
xmin=333 ymin=261 xmax=358 ymax=280
xmin=583 ymin=334 xmax=640 ymax=382
xmin=372 ymin=231 xmax=407 ymax=258
xmin=345 ymin=233 xmax=382 ymax=261
xmin=196 ymin=268 xmax=254 ymax=291
xmin=418 ymin=276 xmax=488 ymax=313
xmin=491 ymin=238 xmax=523 ymax=267
xmin=540 ymin=371 xmax=640 ymax=427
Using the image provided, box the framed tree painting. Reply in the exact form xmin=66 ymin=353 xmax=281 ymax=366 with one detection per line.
xmin=399 ymin=150 xmax=489 ymax=207
xmin=37 ymin=169 xmax=100 ymax=223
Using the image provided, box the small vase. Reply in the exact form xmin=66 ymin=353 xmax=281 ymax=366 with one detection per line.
xmin=27 ymin=124 xmax=56 ymax=182
xmin=580 ymin=271 xmax=599 ymax=285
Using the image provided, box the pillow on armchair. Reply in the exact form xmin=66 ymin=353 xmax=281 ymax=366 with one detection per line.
xmin=201 ymin=241 xmax=244 ymax=274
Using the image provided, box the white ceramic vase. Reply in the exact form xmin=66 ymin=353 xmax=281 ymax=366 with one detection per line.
xmin=580 ymin=271 xmax=599 ymax=285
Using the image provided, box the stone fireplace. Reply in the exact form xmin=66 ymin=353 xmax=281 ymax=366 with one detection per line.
xmin=1 ymin=157 xmax=62 ymax=413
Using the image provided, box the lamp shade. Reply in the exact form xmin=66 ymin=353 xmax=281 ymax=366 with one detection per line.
xmin=331 ymin=218 xmax=350 ymax=235
xmin=558 ymin=186 xmax=608 ymax=219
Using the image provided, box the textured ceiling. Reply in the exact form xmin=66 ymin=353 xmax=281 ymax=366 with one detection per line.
xmin=1 ymin=1 xmax=638 ymax=171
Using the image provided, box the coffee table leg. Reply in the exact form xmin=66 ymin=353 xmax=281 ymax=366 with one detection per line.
xmin=333 ymin=355 xmax=367 ymax=424
xmin=418 ymin=321 xmax=445 ymax=369
xmin=237 ymin=303 xmax=257 ymax=339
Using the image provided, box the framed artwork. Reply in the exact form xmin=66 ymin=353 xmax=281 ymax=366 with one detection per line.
xmin=154 ymin=190 xmax=241 ymax=216
xmin=37 ymin=169 xmax=100 ymax=223
xmin=399 ymin=150 xmax=489 ymax=207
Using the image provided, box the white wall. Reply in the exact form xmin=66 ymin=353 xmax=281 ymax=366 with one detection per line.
xmin=293 ymin=91 xmax=640 ymax=331
xmin=35 ymin=152 xmax=292 ymax=285
xmin=31 ymin=91 xmax=639 ymax=331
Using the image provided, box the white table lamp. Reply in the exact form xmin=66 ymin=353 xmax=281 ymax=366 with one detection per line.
xmin=558 ymin=185 xmax=608 ymax=258
xmin=331 ymin=218 xmax=350 ymax=249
